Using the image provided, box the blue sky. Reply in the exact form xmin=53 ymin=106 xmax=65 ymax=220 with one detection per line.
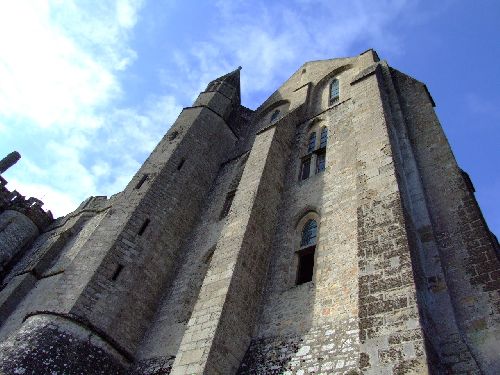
xmin=0 ymin=0 xmax=498 ymax=235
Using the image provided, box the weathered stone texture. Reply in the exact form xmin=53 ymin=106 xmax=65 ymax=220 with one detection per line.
xmin=0 ymin=315 xmax=127 ymax=374
xmin=0 ymin=210 xmax=39 ymax=274
xmin=0 ymin=51 xmax=498 ymax=374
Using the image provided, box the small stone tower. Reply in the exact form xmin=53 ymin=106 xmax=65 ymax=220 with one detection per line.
xmin=0 ymin=50 xmax=498 ymax=375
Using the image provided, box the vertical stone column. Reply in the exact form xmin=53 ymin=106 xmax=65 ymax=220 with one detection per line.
xmin=0 ymin=152 xmax=21 ymax=174
xmin=170 ymin=111 xmax=299 ymax=375
xmin=391 ymin=70 xmax=500 ymax=374
xmin=351 ymin=65 xmax=431 ymax=374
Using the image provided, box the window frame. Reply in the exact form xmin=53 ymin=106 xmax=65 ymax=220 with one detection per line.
xmin=295 ymin=216 xmax=319 ymax=285
xmin=299 ymin=156 xmax=312 ymax=181
xmin=296 ymin=245 xmax=315 ymax=285
xmin=319 ymin=126 xmax=328 ymax=149
xmin=307 ymin=132 xmax=317 ymax=153
xmin=270 ymin=109 xmax=281 ymax=123
xmin=329 ymin=78 xmax=340 ymax=105
xmin=315 ymin=150 xmax=326 ymax=173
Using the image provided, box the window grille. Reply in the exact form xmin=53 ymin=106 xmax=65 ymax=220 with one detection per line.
xmin=329 ymin=79 xmax=339 ymax=105
xmin=270 ymin=109 xmax=280 ymax=123
xmin=300 ymin=157 xmax=311 ymax=181
xmin=307 ymin=132 xmax=316 ymax=153
xmin=320 ymin=127 xmax=328 ymax=148
xmin=301 ymin=219 xmax=317 ymax=247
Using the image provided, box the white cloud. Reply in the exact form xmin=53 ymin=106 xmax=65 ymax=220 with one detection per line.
xmin=165 ymin=0 xmax=419 ymax=108
xmin=0 ymin=0 xmax=442 ymax=218
xmin=0 ymin=2 xmax=120 ymax=129
xmin=0 ymin=0 xmax=183 ymax=218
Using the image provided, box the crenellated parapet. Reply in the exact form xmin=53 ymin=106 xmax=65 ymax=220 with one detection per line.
xmin=0 ymin=167 xmax=53 ymax=232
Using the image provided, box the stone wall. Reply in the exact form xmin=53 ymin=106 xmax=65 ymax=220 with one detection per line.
xmin=0 ymin=51 xmax=497 ymax=375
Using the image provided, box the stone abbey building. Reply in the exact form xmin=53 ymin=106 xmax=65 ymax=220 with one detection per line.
xmin=0 ymin=50 xmax=498 ymax=375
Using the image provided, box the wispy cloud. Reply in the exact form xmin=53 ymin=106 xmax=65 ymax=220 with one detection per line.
xmin=0 ymin=1 xmax=180 ymax=217
xmin=0 ymin=0 xmax=445 ymax=218
xmin=163 ymin=0 xmax=421 ymax=108
xmin=465 ymin=93 xmax=500 ymax=121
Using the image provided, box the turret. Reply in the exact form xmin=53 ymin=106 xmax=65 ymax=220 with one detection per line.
xmin=0 ymin=69 xmax=243 ymax=374
xmin=0 ymin=152 xmax=21 ymax=175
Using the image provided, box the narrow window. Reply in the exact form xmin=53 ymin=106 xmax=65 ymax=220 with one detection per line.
xmin=300 ymin=157 xmax=311 ymax=181
xmin=204 ymin=246 xmax=216 ymax=265
xmin=300 ymin=219 xmax=317 ymax=247
xmin=307 ymin=132 xmax=316 ymax=153
xmin=135 ymin=174 xmax=148 ymax=189
xmin=329 ymin=79 xmax=339 ymax=105
xmin=220 ymin=190 xmax=236 ymax=219
xmin=270 ymin=109 xmax=280 ymax=123
xmin=177 ymin=158 xmax=185 ymax=170
xmin=111 ymin=264 xmax=123 ymax=281
xmin=297 ymin=219 xmax=318 ymax=285
xmin=316 ymin=151 xmax=326 ymax=173
xmin=297 ymin=247 xmax=315 ymax=285
xmin=138 ymin=218 xmax=150 ymax=236
xmin=320 ymin=127 xmax=328 ymax=148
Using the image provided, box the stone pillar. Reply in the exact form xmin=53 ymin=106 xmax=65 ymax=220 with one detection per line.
xmin=351 ymin=64 xmax=431 ymax=374
xmin=170 ymin=109 xmax=300 ymax=375
xmin=0 ymin=152 xmax=21 ymax=174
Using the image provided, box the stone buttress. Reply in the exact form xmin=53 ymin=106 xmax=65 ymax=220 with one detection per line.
xmin=0 ymin=51 xmax=498 ymax=375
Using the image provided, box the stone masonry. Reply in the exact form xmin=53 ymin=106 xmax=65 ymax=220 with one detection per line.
xmin=0 ymin=50 xmax=498 ymax=374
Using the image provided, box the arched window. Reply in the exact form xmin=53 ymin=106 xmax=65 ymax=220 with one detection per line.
xmin=316 ymin=127 xmax=328 ymax=173
xmin=329 ymin=79 xmax=339 ymax=105
xmin=320 ymin=127 xmax=328 ymax=148
xmin=300 ymin=219 xmax=317 ymax=247
xmin=270 ymin=109 xmax=280 ymax=123
xmin=307 ymin=132 xmax=316 ymax=153
xmin=297 ymin=219 xmax=318 ymax=284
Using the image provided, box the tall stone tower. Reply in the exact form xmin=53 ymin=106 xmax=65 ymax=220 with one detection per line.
xmin=0 ymin=50 xmax=498 ymax=375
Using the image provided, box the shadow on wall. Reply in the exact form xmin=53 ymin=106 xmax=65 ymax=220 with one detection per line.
xmin=237 ymin=112 xmax=327 ymax=374
xmin=131 ymin=154 xmax=250 ymax=374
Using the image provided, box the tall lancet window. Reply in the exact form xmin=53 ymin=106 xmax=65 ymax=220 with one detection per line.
xmin=320 ymin=127 xmax=328 ymax=148
xmin=307 ymin=132 xmax=316 ymax=153
xmin=270 ymin=109 xmax=280 ymax=123
xmin=316 ymin=126 xmax=328 ymax=173
xmin=329 ymin=78 xmax=339 ymax=105
xmin=300 ymin=219 xmax=318 ymax=247
xmin=297 ymin=219 xmax=318 ymax=284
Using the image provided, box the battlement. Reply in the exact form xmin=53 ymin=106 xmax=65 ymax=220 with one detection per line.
xmin=0 ymin=175 xmax=53 ymax=232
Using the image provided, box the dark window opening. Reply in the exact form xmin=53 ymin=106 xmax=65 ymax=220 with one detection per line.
xmin=135 ymin=174 xmax=148 ymax=189
xmin=320 ymin=127 xmax=328 ymax=148
xmin=270 ymin=109 xmax=280 ymax=123
xmin=300 ymin=157 xmax=311 ymax=181
xmin=111 ymin=264 xmax=123 ymax=281
xmin=138 ymin=218 xmax=150 ymax=236
xmin=329 ymin=79 xmax=339 ymax=105
xmin=316 ymin=151 xmax=326 ymax=173
xmin=297 ymin=246 xmax=315 ymax=285
xmin=307 ymin=132 xmax=316 ymax=153
xmin=177 ymin=158 xmax=185 ymax=170
xmin=220 ymin=190 xmax=236 ymax=219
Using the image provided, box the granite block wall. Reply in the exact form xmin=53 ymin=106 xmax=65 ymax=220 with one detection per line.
xmin=0 ymin=52 xmax=497 ymax=375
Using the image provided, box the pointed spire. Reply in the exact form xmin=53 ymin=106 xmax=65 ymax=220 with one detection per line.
xmin=208 ymin=66 xmax=241 ymax=88
xmin=206 ymin=66 xmax=242 ymax=104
